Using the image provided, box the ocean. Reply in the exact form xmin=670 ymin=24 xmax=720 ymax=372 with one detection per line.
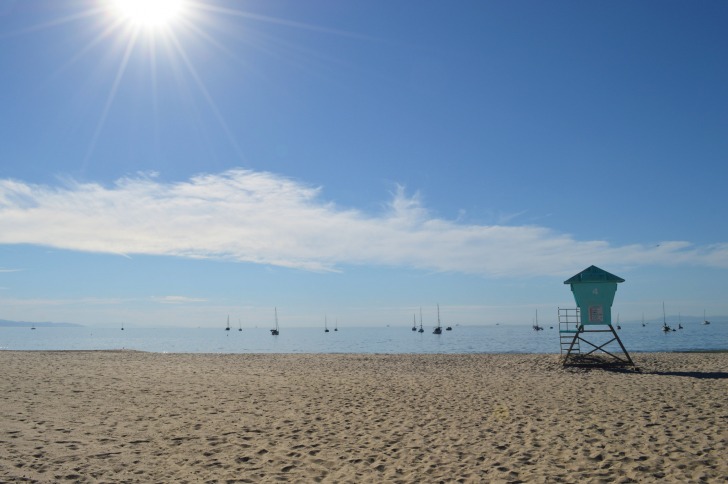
xmin=1 ymin=322 xmax=726 ymax=354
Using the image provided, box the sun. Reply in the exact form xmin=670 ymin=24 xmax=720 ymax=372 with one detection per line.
xmin=110 ymin=0 xmax=186 ymax=29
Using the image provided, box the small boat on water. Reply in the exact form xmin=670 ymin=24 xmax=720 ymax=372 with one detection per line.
xmin=334 ymin=319 xmax=338 ymax=332
xmin=324 ymin=315 xmax=329 ymax=333
xmin=418 ymin=307 xmax=424 ymax=333
xmin=412 ymin=314 xmax=417 ymax=331
xmin=225 ymin=315 xmax=230 ymax=331
xmin=703 ymin=310 xmax=711 ymax=325
xmin=532 ymin=309 xmax=543 ymax=331
xmin=270 ymin=308 xmax=280 ymax=335
xmin=238 ymin=319 xmax=242 ymax=332
xmin=433 ymin=304 xmax=442 ymax=334
xmin=662 ymin=302 xmax=672 ymax=332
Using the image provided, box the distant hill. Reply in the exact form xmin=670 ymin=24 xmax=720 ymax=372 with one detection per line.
xmin=0 ymin=319 xmax=83 ymax=328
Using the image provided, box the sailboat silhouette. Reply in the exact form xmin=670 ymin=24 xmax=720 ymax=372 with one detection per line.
xmin=433 ymin=304 xmax=442 ymax=334
xmin=270 ymin=308 xmax=280 ymax=335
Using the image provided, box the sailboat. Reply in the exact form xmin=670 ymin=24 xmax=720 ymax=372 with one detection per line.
xmin=641 ymin=313 xmax=646 ymax=327
xmin=418 ymin=307 xmax=424 ymax=333
xmin=412 ymin=314 xmax=417 ymax=331
xmin=121 ymin=322 xmax=124 ymax=331
xmin=238 ymin=318 xmax=243 ymax=332
xmin=616 ymin=313 xmax=621 ymax=330
xmin=324 ymin=315 xmax=329 ymax=333
xmin=662 ymin=302 xmax=672 ymax=332
xmin=703 ymin=310 xmax=711 ymax=325
xmin=433 ymin=304 xmax=442 ymax=334
xmin=678 ymin=313 xmax=683 ymax=330
xmin=270 ymin=308 xmax=280 ymax=335
xmin=532 ymin=309 xmax=543 ymax=331
xmin=225 ymin=315 xmax=230 ymax=331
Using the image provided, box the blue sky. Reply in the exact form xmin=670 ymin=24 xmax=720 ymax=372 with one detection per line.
xmin=1 ymin=0 xmax=726 ymax=328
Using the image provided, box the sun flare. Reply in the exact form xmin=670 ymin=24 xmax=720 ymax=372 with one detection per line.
xmin=110 ymin=0 xmax=186 ymax=29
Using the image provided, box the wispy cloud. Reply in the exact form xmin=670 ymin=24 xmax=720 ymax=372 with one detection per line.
xmin=1 ymin=169 xmax=727 ymax=277
xmin=0 ymin=268 xmax=23 ymax=273
xmin=496 ymin=210 xmax=528 ymax=225
xmin=0 ymin=296 xmax=127 ymax=307
xmin=151 ymin=296 xmax=208 ymax=304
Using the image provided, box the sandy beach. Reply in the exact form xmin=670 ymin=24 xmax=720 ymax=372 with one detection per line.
xmin=1 ymin=351 xmax=726 ymax=483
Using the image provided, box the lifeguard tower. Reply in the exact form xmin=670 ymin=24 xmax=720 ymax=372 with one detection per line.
xmin=559 ymin=265 xmax=634 ymax=366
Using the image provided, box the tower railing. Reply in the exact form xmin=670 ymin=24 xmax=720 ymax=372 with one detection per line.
xmin=558 ymin=307 xmax=581 ymax=355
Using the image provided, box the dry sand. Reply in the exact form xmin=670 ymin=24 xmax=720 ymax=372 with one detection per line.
xmin=1 ymin=351 xmax=726 ymax=483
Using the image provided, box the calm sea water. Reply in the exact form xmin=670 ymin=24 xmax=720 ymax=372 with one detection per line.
xmin=1 ymin=323 xmax=726 ymax=354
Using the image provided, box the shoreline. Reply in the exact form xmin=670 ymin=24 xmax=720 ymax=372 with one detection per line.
xmin=2 ymin=352 xmax=726 ymax=482
xmin=2 ymin=348 xmax=728 ymax=355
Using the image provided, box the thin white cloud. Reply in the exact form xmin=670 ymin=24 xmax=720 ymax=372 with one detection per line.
xmin=496 ymin=209 xmax=528 ymax=225
xmin=0 ymin=268 xmax=23 ymax=273
xmin=151 ymin=296 xmax=208 ymax=304
xmin=0 ymin=296 xmax=127 ymax=306
xmin=1 ymin=169 xmax=727 ymax=276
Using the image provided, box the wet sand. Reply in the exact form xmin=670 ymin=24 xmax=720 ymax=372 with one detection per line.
xmin=1 ymin=351 xmax=726 ymax=483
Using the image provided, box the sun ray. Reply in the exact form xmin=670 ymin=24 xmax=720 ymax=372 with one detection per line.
xmin=193 ymin=3 xmax=377 ymax=41
xmin=82 ymin=30 xmax=140 ymax=171
xmin=179 ymin=17 xmax=250 ymax=66
xmin=43 ymin=18 xmax=133 ymax=90
xmin=0 ymin=8 xmax=105 ymax=40
xmin=148 ymin=34 xmax=162 ymax=161
xmin=165 ymin=30 xmax=248 ymax=162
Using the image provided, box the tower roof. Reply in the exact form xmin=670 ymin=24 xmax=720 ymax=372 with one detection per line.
xmin=564 ymin=265 xmax=625 ymax=284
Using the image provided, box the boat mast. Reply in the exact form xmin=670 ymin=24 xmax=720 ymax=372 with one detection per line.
xmin=433 ymin=304 xmax=442 ymax=334
xmin=271 ymin=307 xmax=280 ymax=335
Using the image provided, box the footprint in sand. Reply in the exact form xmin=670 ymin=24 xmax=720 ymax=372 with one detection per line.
xmin=492 ymin=404 xmax=510 ymax=422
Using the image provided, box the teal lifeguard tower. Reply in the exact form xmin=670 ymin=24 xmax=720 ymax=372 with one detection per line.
xmin=559 ymin=265 xmax=634 ymax=366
